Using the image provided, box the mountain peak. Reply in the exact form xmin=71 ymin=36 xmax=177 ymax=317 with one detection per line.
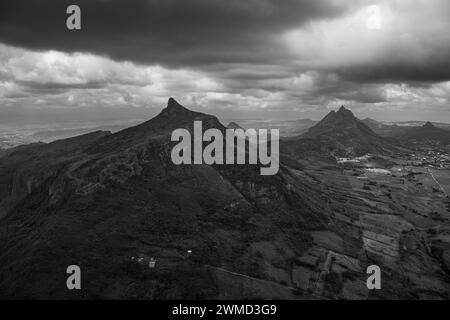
xmin=336 ymin=105 xmax=354 ymax=117
xmin=423 ymin=121 xmax=435 ymax=128
xmin=300 ymin=104 xmax=389 ymax=156
xmin=159 ymin=97 xmax=192 ymax=117
xmin=151 ymin=97 xmax=224 ymax=129
xmin=167 ymin=97 xmax=186 ymax=110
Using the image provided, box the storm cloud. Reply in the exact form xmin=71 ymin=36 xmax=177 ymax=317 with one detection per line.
xmin=0 ymin=0 xmax=358 ymax=66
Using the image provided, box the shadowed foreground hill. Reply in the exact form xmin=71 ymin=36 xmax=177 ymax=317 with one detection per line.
xmin=0 ymin=98 xmax=330 ymax=299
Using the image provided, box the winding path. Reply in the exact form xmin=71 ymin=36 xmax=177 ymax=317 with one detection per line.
xmin=428 ymin=168 xmax=448 ymax=197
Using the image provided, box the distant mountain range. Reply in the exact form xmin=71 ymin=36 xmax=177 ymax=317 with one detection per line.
xmin=361 ymin=118 xmax=450 ymax=142
xmin=223 ymin=118 xmax=317 ymax=137
xmin=360 ymin=118 xmax=410 ymax=137
xmin=400 ymin=121 xmax=450 ymax=143
xmin=230 ymin=118 xmax=450 ymax=139
xmin=228 ymin=111 xmax=450 ymax=150
xmin=383 ymin=120 xmax=450 ymax=129
xmin=1 ymin=110 xmax=449 ymax=151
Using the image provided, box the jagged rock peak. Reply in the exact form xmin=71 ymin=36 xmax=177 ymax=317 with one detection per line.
xmin=167 ymin=97 xmax=186 ymax=110
xmin=161 ymin=97 xmax=191 ymax=116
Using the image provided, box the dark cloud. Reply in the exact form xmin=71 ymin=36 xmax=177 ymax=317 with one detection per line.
xmin=335 ymin=57 xmax=450 ymax=84
xmin=0 ymin=0 xmax=356 ymax=67
xmin=312 ymin=82 xmax=388 ymax=104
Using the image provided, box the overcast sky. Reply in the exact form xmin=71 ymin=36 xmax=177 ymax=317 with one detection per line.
xmin=0 ymin=0 xmax=449 ymax=124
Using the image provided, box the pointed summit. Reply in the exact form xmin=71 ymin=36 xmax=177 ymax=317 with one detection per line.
xmin=147 ymin=97 xmax=224 ymax=131
xmin=168 ymin=97 xmax=177 ymax=104
xmin=299 ymin=105 xmax=392 ymax=156
xmin=167 ymin=97 xmax=180 ymax=107
xmin=336 ymin=105 xmax=354 ymax=118
xmin=152 ymin=97 xmax=223 ymax=128
xmin=423 ymin=121 xmax=435 ymax=128
xmin=306 ymin=105 xmax=374 ymax=138
xmin=165 ymin=97 xmax=189 ymax=114
xmin=317 ymin=106 xmax=357 ymax=128
xmin=155 ymin=97 xmax=198 ymax=120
